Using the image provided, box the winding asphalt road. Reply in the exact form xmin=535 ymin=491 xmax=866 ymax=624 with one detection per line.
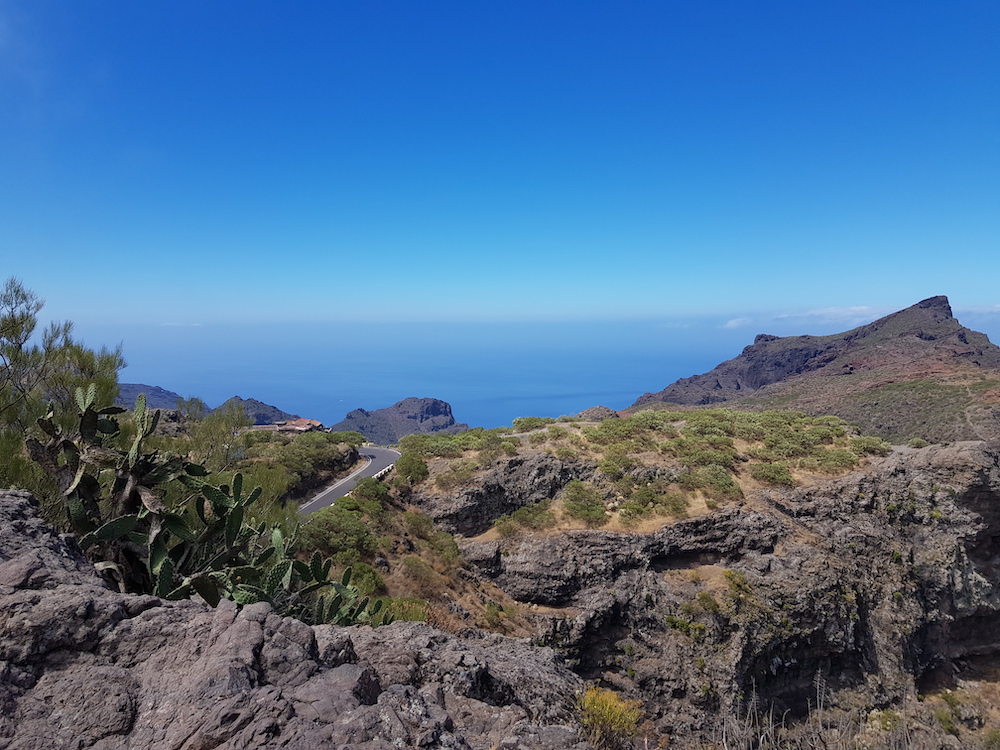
xmin=297 ymin=446 xmax=401 ymax=516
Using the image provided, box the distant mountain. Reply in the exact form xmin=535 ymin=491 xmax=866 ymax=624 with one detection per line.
xmin=116 ymin=383 xmax=185 ymax=411
xmin=329 ymin=397 xmax=469 ymax=444
xmin=632 ymin=296 xmax=1000 ymax=442
xmin=116 ymin=385 xmax=298 ymax=426
xmin=216 ymin=396 xmax=299 ymax=426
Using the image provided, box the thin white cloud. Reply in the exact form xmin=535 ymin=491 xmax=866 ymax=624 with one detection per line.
xmin=955 ymin=304 xmax=1000 ymax=315
xmin=723 ymin=317 xmax=753 ymax=329
xmin=161 ymin=322 xmax=202 ymax=327
xmin=774 ymin=306 xmax=887 ymax=327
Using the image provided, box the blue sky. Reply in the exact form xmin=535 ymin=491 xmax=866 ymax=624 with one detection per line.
xmin=2 ymin=2 xmax=999 ymax=426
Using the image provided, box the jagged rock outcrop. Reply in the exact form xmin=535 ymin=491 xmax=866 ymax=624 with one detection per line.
xmin=329 ymin=397 xmax=470 ymax=445
xmin=0 ymin=490 xmax=587 ymax=750
xmin=450 ymin=443 xmax=1000 ymax=746
xmin=218 ymin=395 xmax=300 ymax=425
xmin=410 ymin=454 xmax=598 ymax=536
xmin=462 ymin=507 xmax=786 ymax=604
xmin=576 ymin=406 xmax=619 ymax=422
xmin=632 ymin=296 xmax=1000 ymax=442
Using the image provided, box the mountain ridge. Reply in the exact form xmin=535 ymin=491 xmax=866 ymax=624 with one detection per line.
xmin=116 ymin=385 xmax=298 ymax=425
xmin=632 ymin=295 xmax=1000 ymax=442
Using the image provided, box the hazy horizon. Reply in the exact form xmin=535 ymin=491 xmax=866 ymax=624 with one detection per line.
xmin=73 ymin=300 xmax=1000 ymax=429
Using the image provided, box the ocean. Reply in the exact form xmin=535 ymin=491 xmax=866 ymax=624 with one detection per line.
xmin=88 ymin=319 xmax=748 ymax=428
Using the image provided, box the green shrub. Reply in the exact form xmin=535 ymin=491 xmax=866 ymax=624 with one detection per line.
xmin=815 ymin=448 xmax=859 ymax=472
xmin=664 ymin=615 xmax=707 ymax=640
xmin=299 ymin=503 xmax=378 ymax=566
xmin=435 ymin=459 xmax=477 ymax=489
xmin=395 ymin=453 xmax=430 ymax=484
xmin=352 ymin=477 xmax=391 ymax=504
xmin=935 ymin=706 xmax=957 ymax=735
xmin=850 ymin=436 xmax=893 ymax=456
xmin=598 ymin=458 xmax=625 ymax=480
xmin=908 ymin=437 xmax=929 ymax=449
xmin=529 ymin=432 xmax=548 ymax=446
xmin=347 ymin=561 xmax=385 ymax=595
xmin=501 ymin=437 xmax=520 ymax=455
xmin=654 ymin=491 xmax=689 ymax=517
xmin=562 ymin=480 xmax=609 ymax=527
xmin=403 ymin=510 xmax=434 ymax=540
xmin=618 ymin=500 xmax=649 ymax=527
xmin=430 ymin=530 xmax=461 ymax=566
xmin=512 ymin=416 xmax=556 ymax=432
xmin=577 ymin=686 xmax=643 ymax=750
xmin=696 ymin=591 xmax=720 ymax=612
xmin=483 ymin=601 xmax=503 ymax=628
xmin=678 ymin=465 xmax=742 ymax=500
xmin=385 ymin=597 xmax=430 ymax=622
xmin=511 ymin=499 xmax=557 ymax=530
xmin=749 ymin=462 xmax=795 ymax=486
xmin=494 ymin=516 xmax=518 ymax=538
xmin=983 ymin=727 xmax=1000 ymax=749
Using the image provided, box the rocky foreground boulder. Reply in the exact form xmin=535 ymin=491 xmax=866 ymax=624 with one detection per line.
xmin=0 ymin=490 xmax=586 ymax=750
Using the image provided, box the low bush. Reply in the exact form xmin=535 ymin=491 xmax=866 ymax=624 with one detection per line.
xmin=814 ymin=449 xmax=859 ymax=472
xmin=678 ymin=465 xmax=742 ymax=500
xmin=562 ymin=480 xmax=609 ymax=527
xmin=577 ymin=686 xmax=643 ymax=750
xmin=403 ymin=510 xmax=434 ymax=540
xmin=512 ymin=416 xmax=556 ymax=432
xmin=435 ymin=459 xmax=477 ymax=490
xmin=399 ymin=555 xmax=441 ymax=596
xmin=395 ymin=453 xmax=430 ymax=484
xmin=298 ymin=502 xmax=378 ymax=567
xmin=850 ymin=435 xmax=893 ymax=456
xmin=749 ymin=462 xmax=795 ymax=486
xmin=385 ymin=597 xmax=430 ymax=622
xmin=511 ymin=500 xmax=557 ymax=529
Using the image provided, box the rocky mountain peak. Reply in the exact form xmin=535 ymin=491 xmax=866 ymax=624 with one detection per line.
xmin=916 ymin=294 xmax=952 ymax=314
xmin=328 ymin=397 xmax=469 ymax=444
xmin=633 ymin=296 xmax=1000 ymax=441
xmin=218 ymin=396 xmax=299 ymax=425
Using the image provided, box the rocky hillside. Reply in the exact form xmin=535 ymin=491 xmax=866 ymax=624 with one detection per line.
xmin=116 ymin=386 xmax=299 ymax=425
xmin=400 ymin=415 xmax=1000 ymax=748
xmin=217 ymin=395 xmax=299 ymax=425
xmin=0 ymin=489 xmax=588 ymax=750
xmin=329 ymin=397 xmax=469 ymax=444
xmin=115 ymin=383 xmax=185 ymax=410
xmin=633 ymin=296 xmax=1000 ymax=442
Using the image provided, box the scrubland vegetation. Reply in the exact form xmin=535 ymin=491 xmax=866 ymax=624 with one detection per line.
xmin=395 ymin=408 xmax=893 ymax=538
